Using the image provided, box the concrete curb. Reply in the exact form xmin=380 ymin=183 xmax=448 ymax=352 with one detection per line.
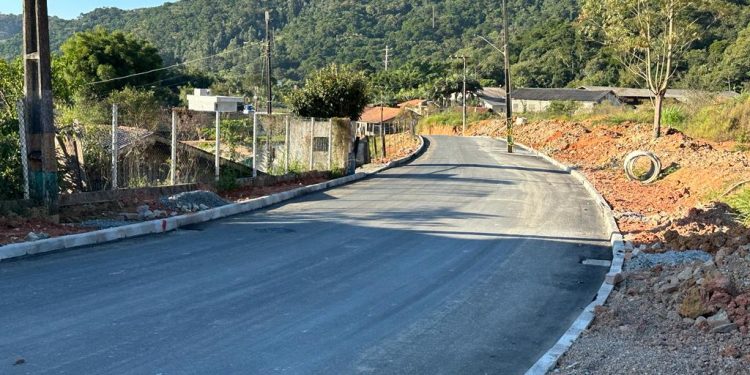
xmin=515 ymin=142 xmax=625 ymax=375
xmin=0 ymin=136 xmax=427 ymax=263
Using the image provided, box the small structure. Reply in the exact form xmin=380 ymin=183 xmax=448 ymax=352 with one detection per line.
xmin=186 ymin=89 xmax=245 ymax=113
xmin=186 ymin=88 xmax=246 ymax=180
xmin=511 ymin=88 xmax=620 ymax=113
xmin=356 ymin=106 xmax=403 ymax=136
xmin=397 ymin=99 xmax=429 ymax=115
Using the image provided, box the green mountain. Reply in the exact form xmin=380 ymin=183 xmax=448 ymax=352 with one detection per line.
xmin=1 ymin=0 xmax=749 ymax=92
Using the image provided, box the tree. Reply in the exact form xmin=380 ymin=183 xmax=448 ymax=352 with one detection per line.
xmin=59 ymin=27 xmax=164 ymax=99
xmin=581 ymin=0 xmax=714 ymax=138
xmin=287 ymin=64 xmax=370 ymax=120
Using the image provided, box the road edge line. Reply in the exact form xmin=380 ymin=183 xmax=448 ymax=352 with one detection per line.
xmin=0 ymin=135 xmax=428 ymax=263
xmin=513 ymin=142 xmax=625 ymax=375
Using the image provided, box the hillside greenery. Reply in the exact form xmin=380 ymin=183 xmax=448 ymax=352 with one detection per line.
xmin=0 ymin=0 xmax=748 ymax=102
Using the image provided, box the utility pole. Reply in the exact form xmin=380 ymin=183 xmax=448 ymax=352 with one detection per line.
xmin=461 ymin=55 xmax=467 ymax=136
xmin=384 ymin=45 xmax=389 ymax=71
xmin=23 ymin=0 xmax=58 ymax=211
xmin=503 ymin=0 xmax=513 ymax=153
xmin=265 ymin=10 xmax=273 ymax=114
xmin=432 ymin=5 xmax=436 ymax=29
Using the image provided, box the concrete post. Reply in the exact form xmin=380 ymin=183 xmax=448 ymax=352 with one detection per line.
xmin=170 ymin=109 xmax=177 ymax=185
xmin=285 ymin=116 xmax=290 ymax=174
xmin=215 ymin=111 xmax=221 ymax=182
xmin=16 ymin=100 xmax=30 ymax=200
xmin=252 ymin=112 xmax=258 ymax=178
xmin=327 ymin=118 xmax=333 ymax=171
xmin=111 ymin=103 xmax=118 ymax=190
xmin=23 ymin=0 xmax=58 ymax=209
xmin=309 ymin=118 xmax=314 ymax=171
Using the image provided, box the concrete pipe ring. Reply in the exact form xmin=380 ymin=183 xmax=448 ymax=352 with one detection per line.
xmin=624 ymin=151 xmax=661 ymax=184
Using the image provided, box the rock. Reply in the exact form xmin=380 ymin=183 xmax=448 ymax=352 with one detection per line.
xmin=651 ymin=242 xmax=663 ymax=251
xmin=136 ymin=204 xmax=150 ymax=216
xmin=199 ymin=204 xmax=209 ymax=211
xmin=659 ymin=276 xmax=680 ymax=293
xmin=682 ymin=317 xmax=695 ymax=325
xmin=605 ymin=272 xmax=624 ymax=285
xmin=721 ymin=345 xmax=742 ymax=358
xmin=695 ymin=316 xmax=707 ymax=326
xmin=680 ymin=287 xmax=711 ymax=318
xmin=716 ymin=247 xmax=731 ymax=264
xmin=141 ymin=209 xmax=155 ymax=220
xmin=25 ymin=232 xmax=50 ymax=241
xmin=677 ymin=266 xmax=694 ymax=281
xmin=711 ymin=322 xmax=738 ymax=334
xmin=120 ymin=212 xmax=140 ymax=221
xmin=707 ymin=310 xmax=731 ymax=328
xmin=705 ymin=274 xmax=732 ymax=294
xmin=153 ymin=210 xmax=167 ymax=218
xmin=709 ymin=291 xmax=733 ymax=307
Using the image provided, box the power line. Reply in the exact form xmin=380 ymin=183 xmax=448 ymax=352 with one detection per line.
xmin=86 ymin=41 xmax=261 ymax=86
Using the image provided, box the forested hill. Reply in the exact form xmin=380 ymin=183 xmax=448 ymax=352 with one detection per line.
xmin=1 ymin=0 xmax=749 ymax=92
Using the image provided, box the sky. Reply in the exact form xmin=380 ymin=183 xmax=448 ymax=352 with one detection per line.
xmin=0 ymin=1 xmax=171 ymax=19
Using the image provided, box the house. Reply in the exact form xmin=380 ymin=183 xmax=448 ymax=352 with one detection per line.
xmin=511 ymin=88 xmax=620 ymax=113
xmin=477 ymin=87 xmax=507 ymax=113
xmin=579 ymin=86 xmax=740 ymax=105
xmin=397 ymin=99 xmax=429 ymax=115
xmin=356 ymin=106 xmax=403 ymax=135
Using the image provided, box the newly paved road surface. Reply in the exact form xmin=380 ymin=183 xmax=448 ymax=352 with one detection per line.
xmin=0 ymin=136 xmax=611 ymax=374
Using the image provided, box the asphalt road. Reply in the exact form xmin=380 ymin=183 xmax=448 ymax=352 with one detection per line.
xmin=0 ymin=136 xmax=611 ymax=375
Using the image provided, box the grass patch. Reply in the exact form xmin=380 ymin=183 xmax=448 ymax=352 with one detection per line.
xmin=673 ymin=94 xmax=750 ymax=142
xmin=723 ymin=186 xmax=750 ymax=225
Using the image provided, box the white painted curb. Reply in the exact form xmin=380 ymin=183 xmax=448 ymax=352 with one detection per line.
xmin=0 ymin=136 xmax=427 ymax=263
xmin=514 ymin=142 xmax=625 ymax=375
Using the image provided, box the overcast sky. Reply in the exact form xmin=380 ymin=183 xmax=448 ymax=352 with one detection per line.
xmin=0 ymin=1 xmax=171 ymax=19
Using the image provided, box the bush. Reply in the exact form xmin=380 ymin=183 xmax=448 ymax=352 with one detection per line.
xmin=0 ymin=117 xmax=23 ymax=200
xmin=662 ymin=105 xmax=687 ymax=127
xmin=676 ymin=94 xmax=750 ymax=142
xmin=548 ymin=100 xmax=580 ymax=115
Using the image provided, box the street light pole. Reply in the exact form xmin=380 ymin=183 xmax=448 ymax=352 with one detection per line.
xmin=503 ymin=0 xmax=513 ymax=153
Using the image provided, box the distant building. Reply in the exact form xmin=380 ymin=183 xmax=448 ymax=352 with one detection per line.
xmin=578 ymin=86 xmax=740 ymax=105
xmin=356 ymin=106 xmax=403 ymax=135
xmin=511 ymin=88 xmax=620 ymax=113
xmin=477 ymin=87 xmax=507 ymax=113
xmin=397 ymin=99 xmax=430 ymax=116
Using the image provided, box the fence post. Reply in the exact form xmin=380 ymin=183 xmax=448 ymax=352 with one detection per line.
xmin=327 ymin=118 xmax=333 ymax=171
xmin=252 ymin=112 xmax=258 ymax=178
xmin=380 ymin=118 xmax=386 ymax=158
xmin=111 ymin=103 xmax=118 ymax=190
xmin=170 ymin=109 xmax=177 ymax=185
xmin=16 ymin=100 xmax=30 ymax=200
xmin=309 ymin=117 xmax=314 ymax=171
xmin=285 ymin=116 xmax=290 ymax=174
xmin=214 ymin=111 xmax=221 ymax=182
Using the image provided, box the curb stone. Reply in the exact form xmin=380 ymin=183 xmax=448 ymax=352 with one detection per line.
xmin=0 ymin=136 xmax=427 ymax=263
xmin=512 ymin=142 xmax=625 ymax=375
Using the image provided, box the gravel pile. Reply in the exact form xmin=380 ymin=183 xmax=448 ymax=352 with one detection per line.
xmin=626 ymin=250 xmax=712 ymax=271
xmin=160 ymin=190 xmax=228 ymax=211
xmin=79 ymin=219 xmax=132 ymax=229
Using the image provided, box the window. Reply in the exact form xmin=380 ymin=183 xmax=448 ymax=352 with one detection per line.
xmin=313 ymin=137 xmax=329 ymax=152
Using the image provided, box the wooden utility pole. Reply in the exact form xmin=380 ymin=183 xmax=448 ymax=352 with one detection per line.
xmin=265 ymin=10 xmax=273 ymax=114
xmin=503 ymin=0 xmax=513 ymax=153
xmin=23 ymin=0 xmax=58 ymax=210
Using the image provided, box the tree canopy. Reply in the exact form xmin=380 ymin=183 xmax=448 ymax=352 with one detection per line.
xmin=58 ymin=27 xmax=164 ymax=99
xmin=287 ymin=64 xmax=370 ymax=120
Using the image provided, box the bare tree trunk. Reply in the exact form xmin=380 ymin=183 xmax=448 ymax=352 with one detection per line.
xmin=653 ymin=93 xmax=664 ymax=139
